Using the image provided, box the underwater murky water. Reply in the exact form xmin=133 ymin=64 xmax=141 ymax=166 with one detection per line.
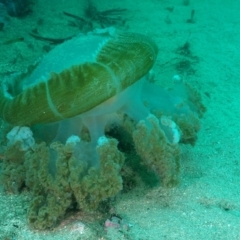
xmin=0 ymin=0 xmax=240 ymax=239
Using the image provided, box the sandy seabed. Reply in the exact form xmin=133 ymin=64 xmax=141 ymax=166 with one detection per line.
xmin=0 ymin=0 xmax=240 ymax=239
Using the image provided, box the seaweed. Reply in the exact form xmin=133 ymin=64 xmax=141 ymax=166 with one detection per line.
xmin=29 ymin=31 xmax=74 ymax=44
xmin=175 ymin=59 xmax=197 ymax=75
xmin=64 ymin=0 xmax=127 ymax=32
xmin=174 ymin=40 xmax=199 ymax=75
xmin=84 ymin=0 xmax=126 ymax=27
xmin=186 ymin=9 xmax=196 ymax=23
xmin=63 ymin=11 xmax=93 ymax=32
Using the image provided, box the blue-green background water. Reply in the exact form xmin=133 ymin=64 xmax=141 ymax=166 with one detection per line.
xmin=0 ymin=0 xmax=240 ymax=239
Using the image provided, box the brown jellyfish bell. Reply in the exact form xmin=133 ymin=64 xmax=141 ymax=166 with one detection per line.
xmin=0 ymin=31 xmax=158 ymax=126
